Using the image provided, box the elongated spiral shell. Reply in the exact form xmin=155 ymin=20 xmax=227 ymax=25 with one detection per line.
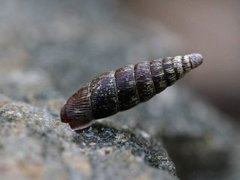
xmin=61 ymin=53 xmax=203 ymax=130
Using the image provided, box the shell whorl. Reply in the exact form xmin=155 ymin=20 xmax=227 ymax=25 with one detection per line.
xmin=61 ymin=53 xmax=203 ymax=130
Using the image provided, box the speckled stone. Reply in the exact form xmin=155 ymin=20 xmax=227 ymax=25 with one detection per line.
xmin=0 ymin=102 xmax=177 ymax=180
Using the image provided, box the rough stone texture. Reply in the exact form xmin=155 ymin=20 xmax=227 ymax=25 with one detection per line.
xmin=111 ymin=88 xmax=240 ymax=180
xmin=0 ymin=101 xmax=177 ymax=180
xmin=0 ymin=0 xmax=240 ymax=180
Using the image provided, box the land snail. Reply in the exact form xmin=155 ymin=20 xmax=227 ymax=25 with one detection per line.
xmin=61 ymin=53 xmax=203 ymax=130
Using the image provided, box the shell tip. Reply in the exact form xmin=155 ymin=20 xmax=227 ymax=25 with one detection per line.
xmin=189 ymin=53 xmax=203 ymax=69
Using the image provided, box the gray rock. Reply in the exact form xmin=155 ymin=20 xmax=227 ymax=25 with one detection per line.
xmin=107 ymin=86 xmax=240 ymax=180
xmin=0 ymin=101 xmax=177 ymax=180
xmin=0 ymin=70 xmax=61 ymax=106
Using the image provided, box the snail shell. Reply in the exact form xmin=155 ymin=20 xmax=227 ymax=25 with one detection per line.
xmin=61 ymin=53 xmax=203 ymax=130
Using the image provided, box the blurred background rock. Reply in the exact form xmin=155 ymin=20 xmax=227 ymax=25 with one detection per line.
xmin=0 ymin=0 xmax=240 ymax=180
xmin=125 ymin=0 xmax=240 ymax=121
xmin=1 ymin=0 xmax=240 ymax=120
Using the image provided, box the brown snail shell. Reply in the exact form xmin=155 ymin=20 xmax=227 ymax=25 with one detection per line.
xmin=61 ymin=53 xmax=203 ymax=130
